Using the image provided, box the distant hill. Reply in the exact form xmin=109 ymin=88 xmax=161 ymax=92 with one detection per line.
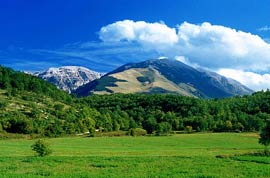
xmin=0 ymin=65 xmax=78 ymax=136
xmin=0 ymin=65 xmax=70 ymax=100
xmin=74 ymin=59 xmax=253 ymax=98
xmin=35 ymin=66 xmax=103 ymax=93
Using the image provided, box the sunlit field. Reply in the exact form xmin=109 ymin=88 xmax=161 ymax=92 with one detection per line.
xmin=0 ymin=133 xmax=269 ymax=178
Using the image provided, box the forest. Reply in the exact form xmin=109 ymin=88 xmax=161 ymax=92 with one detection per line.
xmin=0 ymin=65 xmax=269 ymax=137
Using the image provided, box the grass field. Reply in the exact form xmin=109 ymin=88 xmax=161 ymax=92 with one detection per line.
xmin=0 ymin=133 xmax=269 ymax=178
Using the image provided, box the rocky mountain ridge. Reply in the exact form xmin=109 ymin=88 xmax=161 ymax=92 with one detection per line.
xmin=35 ymin=66 xmax=103 ymax=93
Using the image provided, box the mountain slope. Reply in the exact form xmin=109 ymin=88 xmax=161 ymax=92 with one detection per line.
xmin=36 ymin=66 xmax=103 ymax=93
xmin=0 ymin=65 xmax=98 ymax=136
xmin=0 ymin=65 xmax=70 ymax=100
xmin=75 ymin=59 xmax=253 ymax=98
xmin=0 ymin=65 xmax=267 ymax=137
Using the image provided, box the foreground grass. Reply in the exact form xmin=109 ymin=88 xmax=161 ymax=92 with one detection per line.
xmin=0 ymin=133 xmax=269 ymax=177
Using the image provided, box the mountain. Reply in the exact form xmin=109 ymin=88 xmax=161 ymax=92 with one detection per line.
xmin=36 ymin=66 xmax=103 ymax=93
xmin=0 ymin=65 xmax=267 ymax=137
xmin=74 ymin=59 xmax=253 ymax=98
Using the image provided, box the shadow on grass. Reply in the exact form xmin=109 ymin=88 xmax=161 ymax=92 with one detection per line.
xmin=216 ymin=150 xmax=270 ymax=164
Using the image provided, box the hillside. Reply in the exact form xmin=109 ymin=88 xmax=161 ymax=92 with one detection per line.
xmin=35 ymin=66 xmax=103 ymax=93
xmin=0 ymin=65 xmax=70 ymax=101
xmin=75 ymin=59 xmax=253 ymax=98
xmin=0 ymin=65 xmax=99 ymax=136
xmin=0 ymin=65 xmax=268 ymax=136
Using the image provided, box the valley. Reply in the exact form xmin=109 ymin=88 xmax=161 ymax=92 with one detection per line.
xmin=0 ymin=64 xmax=269 ymax=178
xmin=1 ymin=1 xmax=270 ymax=177
xmin=0 ymin=133 xmax=269 ymax=178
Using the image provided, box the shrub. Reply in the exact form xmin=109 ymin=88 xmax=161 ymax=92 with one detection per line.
xmin=128 ymin=128 xmax=147 ymax=136
xmin=0 ymin=99 xmax=8 ymax=109
xmin=259 ymin=120 xmax=270 ymax=152
xmin=89 ymin=126 xmax=95 ymax=137
xmin=54 ymin=103 xmax=65 ymax=111
xmin=156 ymin=122 xmax=172 ymax=136
xmin=185 ymin=126 xmax=193 ymax=133
xmin=95 ymin=131 xmax=127 ymax=137
xmin=31 ymin=139 xmax=52 ymax=157
xmin=0 ymin=123 xmax=3 ymax=133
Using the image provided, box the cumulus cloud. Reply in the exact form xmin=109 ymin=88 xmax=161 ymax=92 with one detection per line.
xmin=100 ymin=20 xmax=270 ymax=71
xmin=98 ymin=20 xmax=270 ymax=90
xmin=218 ymin=69 xmax=270 ymax=91
xmin=177 ymin=22 xmax=270 ymax=71
xmin=99 ymin=20 xmax=178 ymax=50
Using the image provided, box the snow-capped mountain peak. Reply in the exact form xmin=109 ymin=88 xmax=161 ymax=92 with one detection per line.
xmin=36 ymin=66 xmax=103 ymax=93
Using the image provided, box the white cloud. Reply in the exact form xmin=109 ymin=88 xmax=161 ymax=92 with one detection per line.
xmin=177 ymin=22 xmax=270 ymax=70
xmin=175 ymin=55 xmax=200 ymax=68
xmin=158 ymin=56 xmax=169 ymax=60
xmin=98 ymin=20 xmax=270 ymax=90
xmin=258 ymin=26 xmax=270 ymax=32
xmin=175 ymin=56 xmax=189 ymax=64
xmin=218 ymin=69 xmax=270 ymax=91
xmin=100 ymin=20 xmax=270 ymax=71
xmin=99 ymin=20 xmax=178 ymax=50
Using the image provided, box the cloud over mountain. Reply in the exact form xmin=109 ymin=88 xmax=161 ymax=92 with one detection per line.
xmin=99 ymin=20 xmax=270 ymax=90
xmin=217 ymin=69 xmax=270 ymax=91
xmin=100 ymin=20 xmax=270 ymax=71
xmin=20 ymin=20 xmax=270 ymax=91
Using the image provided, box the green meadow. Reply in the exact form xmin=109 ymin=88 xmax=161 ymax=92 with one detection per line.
xmin=0 ymin=133 xmax=269 ymax=178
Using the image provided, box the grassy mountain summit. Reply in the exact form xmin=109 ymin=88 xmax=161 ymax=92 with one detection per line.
xmin=75 ymin=58 xmax=253 ymax=98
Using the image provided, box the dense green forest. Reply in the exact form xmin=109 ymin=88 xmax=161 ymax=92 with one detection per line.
xmin=76 ymin=92 xmax=269 ymax=134
xmin=0 ymin=65 xmax=269 ymax=136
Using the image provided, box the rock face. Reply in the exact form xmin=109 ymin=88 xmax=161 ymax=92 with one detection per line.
xmin=74 ymin=59 xmax=253 ymax=98
xmin=36 ymin=66 xmax=103 ymax=93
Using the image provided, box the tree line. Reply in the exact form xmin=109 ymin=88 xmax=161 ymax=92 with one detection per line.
xmin=76 ymin=92 xmax=269 ymax=134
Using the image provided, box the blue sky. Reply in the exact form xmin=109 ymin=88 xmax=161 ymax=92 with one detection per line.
xmin=1 ymin=0 xmax=270 ymax=90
